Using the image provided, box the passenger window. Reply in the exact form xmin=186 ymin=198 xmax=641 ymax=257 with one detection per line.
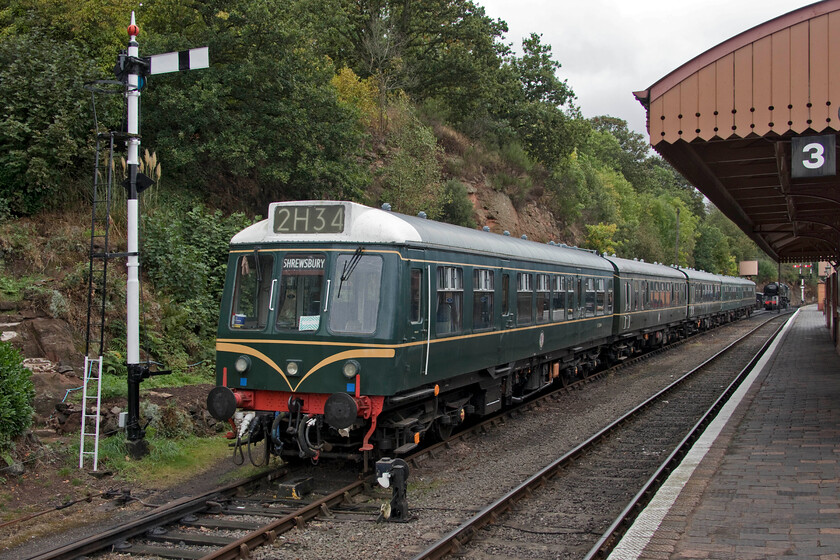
xmin=276 ymin=253 xmax=325 ymax=331
xmin=436 ymin=267 xmax=463 ymax=335
xmin=585 ymin=277 xmax=596 ymax=317
xmin=536 ymin=274 xmax=550 ymax=323
xmin=230 ymin=253 xmax=275 ymax=330
xmin=595 ymin=278 xmax=605 ymax=315
xmin=552 ymin=276 xmax=565 ymax=321
xmin=473 ymin=269 xmax=494 ymax=330
xmin=516 ymin=273 xmax=533 ymax=325
xmin=327 ymin=254 xmax=383 ymax=334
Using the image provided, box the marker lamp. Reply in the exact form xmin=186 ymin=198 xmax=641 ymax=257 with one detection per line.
xmin=342 ymin=360 xmax=360 ymax=379
xmin=234 ymin=355 xmax=251 ymax=374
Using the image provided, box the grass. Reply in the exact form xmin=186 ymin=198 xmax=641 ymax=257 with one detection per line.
xmin=95 ymin=432 xmax=238 ymax=486
xmin=0 ymin=271 xmax=43 ymax=302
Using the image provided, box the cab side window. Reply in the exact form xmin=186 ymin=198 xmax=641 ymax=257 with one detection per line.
xmin=230 ymin=253 xmax=275 ymax=330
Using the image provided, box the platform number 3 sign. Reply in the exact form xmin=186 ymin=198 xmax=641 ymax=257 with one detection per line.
xmin=792 ymin=134 xmax=836 ymax=178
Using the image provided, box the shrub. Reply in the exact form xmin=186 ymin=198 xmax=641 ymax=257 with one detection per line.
xmin=0 ymin=342 xmax=35 ymax=452
xmin=140 ymin=203 xmax=251 ymax=362
xmin=440 ymin=180 xmax=477 ymax=228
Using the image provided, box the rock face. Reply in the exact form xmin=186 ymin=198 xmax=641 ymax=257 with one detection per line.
xmin=470 ymin=185 xmax=564 ymax=243
xmin=24 ymin=358 xmax=82 ymax=425
xmin=24 ymin=318 xmax=81 ymax=367
xmin=2 ymin=305 xmax=85 ymax=429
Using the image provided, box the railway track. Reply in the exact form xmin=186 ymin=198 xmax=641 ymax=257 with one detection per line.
xmin=23 ymin=313 xmax=778 ymax=560
xmin=26 ymin=465 xmax=365 ymax=560
xmin=411 ymin=312 xmax=790 ymax=560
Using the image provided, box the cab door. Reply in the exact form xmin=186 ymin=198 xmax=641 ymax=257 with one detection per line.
xmin=406 ymin=252 xmax=429 ymax=377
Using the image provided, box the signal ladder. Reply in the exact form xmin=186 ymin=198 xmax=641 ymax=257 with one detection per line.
xmin=79 ymin=131 xmax=119 ymax=471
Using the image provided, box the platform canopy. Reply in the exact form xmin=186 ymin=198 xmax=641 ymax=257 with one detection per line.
xmin=634 ymin=0 xmax=840 ymax=264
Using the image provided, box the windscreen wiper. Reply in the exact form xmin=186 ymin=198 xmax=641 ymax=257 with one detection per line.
xmin=337 ymin=246 xmax=364 ymax=298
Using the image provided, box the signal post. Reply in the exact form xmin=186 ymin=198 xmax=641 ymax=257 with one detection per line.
xmin=114 ymin=14 xmax=208 ymax=458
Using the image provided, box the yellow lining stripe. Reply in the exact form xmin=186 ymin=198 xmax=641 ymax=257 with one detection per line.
xmin=216 ymin=308 xmax=686 ymax=353
xmin=294 ymin=348 xmax=395 ymax=390
xmin=217 ymin=342 xmax=294 ymax=391
xmin=217 ymin=342 xmax=395 ymax=392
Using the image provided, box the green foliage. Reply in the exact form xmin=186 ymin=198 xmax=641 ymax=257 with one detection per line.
xmin=440 ymin=180 xmax=477 ymax=228
xmin=585 ymin=223 xmax=618 ymax=256
xmin=695 ymin=222 xmax=733 ymax=274
xmin=95 ymin=432 xmax=231 ymax=480
xmin=332 ymin=67 xmax=379 ymax=128
xmin=379 ymin=104 xmax=445 ymax=218
xmin=0 ymin=0 xmax=138 ymax=69
xmin=0 ymin=33 xmax=102 ymax=215
xmin=0 ymin=342 xmax=35 ymax=452
xmin=139 ymin=0 xmax=368 ymax=211
xmin=141 ymin=203 xmax=251 ymax=361
xmin=305 ymin=0 xmax=510 ymax=128
xmin=0 ymin=270 xmax=33 ymax=302
xmin=512 ymin=33 xmax=575 ymax=107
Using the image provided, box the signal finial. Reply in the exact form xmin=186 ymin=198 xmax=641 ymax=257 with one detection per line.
xmin=128 ymin=11 xmax=139 ymax=37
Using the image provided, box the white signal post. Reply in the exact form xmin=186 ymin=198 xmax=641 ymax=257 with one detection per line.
xmin=126 ymin=13 xmax=140 ymax=372
xmin=117 ymin=13 xmax=208 ymax=458
xmin=124 ymin=12 xmax=145 ymax=458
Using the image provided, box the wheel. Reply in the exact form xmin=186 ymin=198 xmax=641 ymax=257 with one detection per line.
xmin=433 ymin=419 xmax=453 ymax=441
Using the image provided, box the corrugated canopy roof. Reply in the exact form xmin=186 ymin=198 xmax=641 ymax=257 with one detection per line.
xmin=634 ymin=0 xmax=840 ymax=263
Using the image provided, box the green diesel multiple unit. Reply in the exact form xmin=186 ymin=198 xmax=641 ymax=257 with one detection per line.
xmin=207 ymin=201 xmax=755 ymax=463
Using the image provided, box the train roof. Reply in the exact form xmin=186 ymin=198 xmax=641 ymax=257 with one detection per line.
xmin=602 ymin=255 xmax=686 ymax=279
xmin=719 ymin=274 xmax=756 ymax=287
xmin=679 ymin=267 xmax=722 ymax=283
xmin=231 ymin=201 xmax=614 ymax=271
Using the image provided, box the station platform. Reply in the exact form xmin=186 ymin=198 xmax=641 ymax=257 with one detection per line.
xmin=609 ymin=305 xmax=840 ymax=559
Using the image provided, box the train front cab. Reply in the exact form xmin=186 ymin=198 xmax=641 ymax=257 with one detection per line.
xmin=210 ymin=240 xmax=412 ymax=459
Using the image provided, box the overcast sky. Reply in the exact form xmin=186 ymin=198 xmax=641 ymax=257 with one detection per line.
xmin=479 ymin=0 xmax=817 ymax=138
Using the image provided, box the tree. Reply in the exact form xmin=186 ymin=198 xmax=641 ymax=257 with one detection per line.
xmin=0 ymin=0 xmax=136 ymax=69
xmin=138 ymin=0 xmax=368 ymax=212
xmin=0 ymin=32 xmax=103 ymax=215
xmin=300 ymin=0 xmax=510 ymax=127
xmin=512 ymin=33 xmax=575 ymax=107
xmin=585 ymin=223 xmax=618 ymax=256
xmin=695 ymin=222 xmax=732 ymax=274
